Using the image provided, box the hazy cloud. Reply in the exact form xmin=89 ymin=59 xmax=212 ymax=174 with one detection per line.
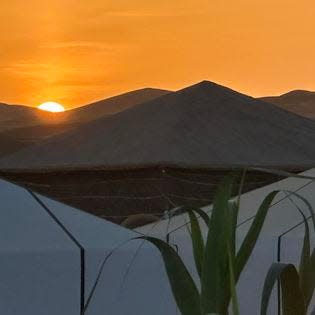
xmin=41 ymin=41 xmax=113 ymax=50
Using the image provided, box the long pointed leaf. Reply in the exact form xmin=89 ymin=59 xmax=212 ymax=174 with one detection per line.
xmin=229 ymin=201 xmax=239 ymax=258
xmin=283 ymin=191 xmax=315 ymax=231
xmin=236 ymin=191 xmax=279 ymax=281
xmin=201 ymin=176 xmax=234 ymax=314
xmin=295 ymin=207 xmax=313 ymax=306
xmin=187 ymin=210 xmax=205 ymax=278
xmin=307 ymin=248 xmax=315 ymax=311
xmin=137 ymin=236 xmax=201 ymax=315
xmin=228 ymin=248 xmax=240 ymax=315
xmin=179 ymin=206 xmax=210 ymax=226
xmin=284 ymin=191 xmax=315 ymax=308
xmin=193 ymin=208 xmax=211 ymax=226
xmin=82 ymin=239 xmax=133 ymax=314
xmin=261 ymin=263 xmax=306 ymax=315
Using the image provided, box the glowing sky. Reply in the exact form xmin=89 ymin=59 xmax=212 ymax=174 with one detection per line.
xmin=1 ymin=0 xmax=315 ymax=109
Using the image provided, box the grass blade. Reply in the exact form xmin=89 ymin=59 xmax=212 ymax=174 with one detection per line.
xmin=192 ymin=207 xmax=210 ymax=226
xmin=137 ymin=236 xmax=201 ymax=315
xmin=296 ymin=208 xmax=312 ymax=306
xmin=283 ymin=191 xmax=315 ymax=231
xmin=201 ymin=176 xmax=234 ymax=314
xmin=235 ymin=191 xmax=279 ymax=281
xmin=260 ymin=263 xmax=306 ymax=315
xmin=284 ymin=191 xmax=315 ymax=308
xmin=229 ymin=201 xmax=239 ymax=258
xmin=306 ymin=247 xmax=315 ymax=311
xmin=228 ymin=248 xmax=240 ymax=315
xmin=179 ymin=206 xmax=210 ymax=226
xmin=280 ymin=264 xmax=306 ymax=315
xmin=187 ymin=210 xmax=205 ymax=278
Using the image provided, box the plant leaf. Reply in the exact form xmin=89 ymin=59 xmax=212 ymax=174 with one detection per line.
xmin=260 ymin=263 xmax=306 ymax=315
xmin=284 ymin=191 xmax=315 ymax=309
xmin=283 ymin=190 xmax=315 ymax=232
xmin=229 ymin=201 xmax=239 ymax=259
xmin=235 ymin=191 xmax=279 ymax=281
xmin=227 ymin=244 xmax=240 ymax=315
xmin=295 ymin=207 xmax=313 ymax=307
xmin=137 ymin=236 xmax=201 ymax=315
xmin=201 ymin=176 xmax=234 ymax=314
xmin=81 ymin=239 xmax=134 ymax=314
xmin=187 ymin=210 xmax=205 ymax=278
xmin=179 ymin=206 xmax=210 ymax=226
xmin=307 ymin=248 xmax=315 ymax=311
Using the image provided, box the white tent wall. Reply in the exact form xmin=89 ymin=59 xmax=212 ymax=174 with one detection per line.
xmin=137 ymin=169 xmax=315 ymax=314
xmin=0 ymin=179 xmax=172 ymax=315
xmin=2 ymin=169 xmax=315 ymax=315
xmin=39 ymin=194 xmax=173 ymax=315
xmin=0 ymin=180 xmax=80 ymax=315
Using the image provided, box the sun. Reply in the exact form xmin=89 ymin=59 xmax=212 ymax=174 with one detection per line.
xmin=38 ymin=101 xmax=65 ymax=113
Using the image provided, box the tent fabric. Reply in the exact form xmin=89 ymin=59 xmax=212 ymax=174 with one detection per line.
xmin=137 ymin=168 xmax=315 ymax=314
xmin=0 ymin=167 xmax=284 ymax=225
xmin=2 ymin=170 xmax=315 ymax=314
xmin=0 ymin=179 xmax=171 ymax=315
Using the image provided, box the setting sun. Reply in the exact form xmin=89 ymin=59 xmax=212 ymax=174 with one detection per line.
xmin=38 ymin=102 xmax=65 ymax=113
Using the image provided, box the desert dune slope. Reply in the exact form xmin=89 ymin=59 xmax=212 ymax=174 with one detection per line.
xmin=261 ymin=90 xmax=315 ymax=119
xmin=0 ymin=102 xmax=61 ymax=132
xmin=65 ymin=87 xmax=171 ymax=123
xmin=2 ymin=81 xmax=315 ymax=170
xmin=0 ymin=88 xmax=170 ymax=156
xmin=0 ymin=88 xmax=170 ymax=131
xmin=0 ymin=133 xmax=29 ymax=158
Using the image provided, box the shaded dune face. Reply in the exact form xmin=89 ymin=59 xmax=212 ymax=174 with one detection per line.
xmin=66 ymin=88 xmax=171 ymax=123
xmin=0 ymin=103 xmax=62 ymax=132
xmin=0 ymin=88 xmax=171 ymax=132
xmin=0 ymin=88 xmax=171 ymax=157
xmin=1 ymin=80 xmax=315 ymax=170
xmin=261 ymin=90 xmax=315 ymax=119
xmin=0 ymin=134 xmax=28 ymax=158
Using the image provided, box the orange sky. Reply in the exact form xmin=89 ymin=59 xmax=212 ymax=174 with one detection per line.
xmin=1 ymin=0 xmax=315 ymax=109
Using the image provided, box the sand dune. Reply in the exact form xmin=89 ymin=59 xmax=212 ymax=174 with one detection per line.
xmin=2 ymin=81 xmax=315 ymax=170
xmin=261 ymin=90 xmax=315 ymax=119
xmin=0 ymin=88 xmax=170 ymax=156
xmin=0 ymin=103 xmax=62 ymax=132
xmin=64 ymin=88 xmax=170 ymax=123
xmin=0 ymin=133 xmax=28 ymax=158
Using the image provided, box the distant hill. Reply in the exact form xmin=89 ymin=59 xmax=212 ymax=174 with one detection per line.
xmin=0 ymin=133 xmax=29 ymax=158
xmin=0 ymin=88 xmax=170 ymax=131
xmin=0 ymin=102 xmax=62 ymax=132
xmin=2 ymin=81 xmax=315 ymax=170
xmin=260 ymin=90 xmax=315 ymax=119
xmin=64 ymin=88 xmax=171 ymax=123
xmin=1 ymin=123 xmax=78 ymax=144
xmin=0 ymin=88 xmax=170 ymax=157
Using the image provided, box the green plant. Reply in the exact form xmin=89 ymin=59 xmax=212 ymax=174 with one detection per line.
xmin=138 ymin=174 xmax=281 ymax=315
xmin=139 ymin=174 xmax=315 ymax=315
xmin=261 ymin=194 xmax=315 ymax=315
xmin=82 ymin=171 xmax=315 ymax=315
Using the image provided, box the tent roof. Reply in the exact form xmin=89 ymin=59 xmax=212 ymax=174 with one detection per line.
xmin=136 ymin=168 xmax=315 ymax=314
xmin=0 ymin=178 xmax=136 ymax=251
xmin=0 ymin=178 xmax=169 ymax=315
xmin=137 ymin=168 xmax=315 ymax=237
